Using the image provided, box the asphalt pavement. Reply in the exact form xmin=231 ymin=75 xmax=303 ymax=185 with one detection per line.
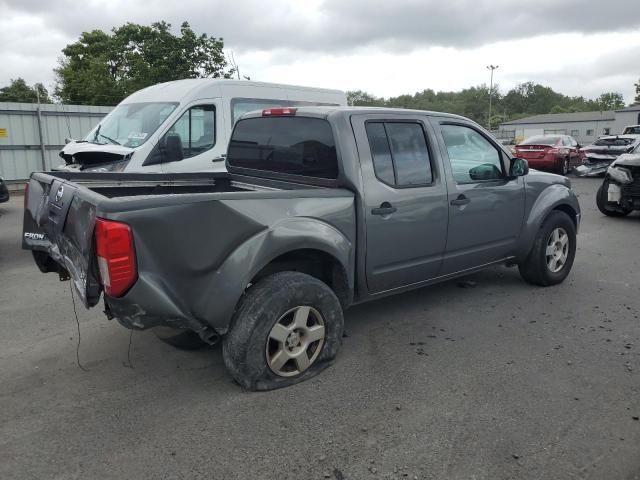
xmin=1 ymin=177 xmax=639 ymax=480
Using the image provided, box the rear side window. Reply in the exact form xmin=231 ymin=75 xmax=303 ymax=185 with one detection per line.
xmin=227 ymin=117 xmax=338 ymax=179
xmin=365 ymin=121 xmax=433 ymax=187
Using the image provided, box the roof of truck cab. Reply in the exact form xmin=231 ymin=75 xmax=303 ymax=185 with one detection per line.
xmin=240 ymin=106 xmax=471 ymax=121
xmin=121 ymin=79 xmax=345 ymax=104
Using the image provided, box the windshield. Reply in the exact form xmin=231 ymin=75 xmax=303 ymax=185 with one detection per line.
xmin=84 ymin=102 xmax=178 ymax=148
xmin=521 ymin=136 xmax=561 ymax=146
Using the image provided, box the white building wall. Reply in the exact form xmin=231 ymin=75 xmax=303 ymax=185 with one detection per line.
xmin=501 ymin=119 xmax=615 ymax=145
xmin=613 ymin=110 xmax=640 ymax=134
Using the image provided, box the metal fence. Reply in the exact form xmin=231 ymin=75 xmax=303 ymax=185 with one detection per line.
xmin=0 ymin=102 xmax=113 ymax=182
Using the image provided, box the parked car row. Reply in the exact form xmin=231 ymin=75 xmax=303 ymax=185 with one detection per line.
xmin=511 ymin=133 xmax=640 ymax=178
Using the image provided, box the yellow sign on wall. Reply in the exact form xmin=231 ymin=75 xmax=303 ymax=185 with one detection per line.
xmin=0 ymin=128 xmax=7 ymax=138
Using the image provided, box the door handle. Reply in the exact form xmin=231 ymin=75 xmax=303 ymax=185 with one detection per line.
xmin=371 ymin=202 xmax=397 ymax=216
xmin=450 ymin=194 xmax=471 ymax=206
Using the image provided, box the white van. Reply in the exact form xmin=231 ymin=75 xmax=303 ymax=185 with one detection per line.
xmin=57 ymin=79 xmax=347 ymax=173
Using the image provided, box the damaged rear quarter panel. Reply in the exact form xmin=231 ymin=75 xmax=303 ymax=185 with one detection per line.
xmin=103 ymin=191 xmax=355 ymax=333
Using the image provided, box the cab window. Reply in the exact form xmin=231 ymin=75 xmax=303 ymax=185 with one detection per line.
xmin=441 ymin=124 xmax=504 ymax=183
xmin=365 ymin=121 xmax=433 ymax=187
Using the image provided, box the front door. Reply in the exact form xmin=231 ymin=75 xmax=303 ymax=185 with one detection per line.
xmin=351 ymin=114 xmax=449 ymax=294
xmin=431 ymin=120 xmax=526 ymax=275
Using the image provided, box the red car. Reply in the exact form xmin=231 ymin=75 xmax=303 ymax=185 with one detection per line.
xmin=513 ymin=135 xmax=582 ymax=175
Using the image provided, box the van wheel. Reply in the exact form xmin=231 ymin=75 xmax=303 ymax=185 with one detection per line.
xmin=596 ymin=184 xmax=631 ymax=217
xmin=154 ymin=326 xmax=208 ymax=350
xmin=223 ymin=272 xmax=344 ymax=391
xmin=518 ymin=210 xmax=576 ymax=286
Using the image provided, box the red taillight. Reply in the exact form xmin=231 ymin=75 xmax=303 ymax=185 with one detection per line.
xmin=95 ymin=218 xmax=137 ymax=297
xmin=262 ymin=107 xmax=297 ymax=117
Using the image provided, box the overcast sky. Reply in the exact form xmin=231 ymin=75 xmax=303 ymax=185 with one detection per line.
xmin=2 ymin=0 xmax=640 ymax=103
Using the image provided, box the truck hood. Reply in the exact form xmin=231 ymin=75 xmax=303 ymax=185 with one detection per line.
xmin=525 ymin=168 xmax=571 ymax=188
xmin=59 ymin=141 xmax=135 ymax=166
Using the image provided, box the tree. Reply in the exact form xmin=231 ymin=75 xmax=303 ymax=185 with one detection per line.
xmin=0 ymin=78 xmax=51 ymax=103
xmin=597 ymin=92 xmax=625 ymax=110
xmin=347 ymin=90 xmax=385 ymax=107
xmin=55 ymin=21 xmax=235 ymax=105
xmin=634 ymin=79 xmax=640 ymax=105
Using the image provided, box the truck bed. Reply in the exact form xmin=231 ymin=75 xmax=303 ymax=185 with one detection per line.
xmin=22 ymin=170 xmax=356 ymax=331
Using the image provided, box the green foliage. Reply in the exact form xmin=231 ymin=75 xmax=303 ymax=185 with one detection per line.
xmin=634 ymin=79 xmax=640 ymax=105
xmin=347 ymin=90 xmax=384 ymax=106
xmin=0 ymin=78 xmax=51 ymax=103
xmin=55 ymin=21 xmax=235 ymax=105
xmin=597 ymin=92 xmax=624 ymax=110
xmin=347 ymin=81 xmax=621 ymax=126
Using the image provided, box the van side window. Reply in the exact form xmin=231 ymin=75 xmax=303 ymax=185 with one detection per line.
xmin=440 ymin=124 xmax=503 ymax=184
xmin=231 ymin=98 xmax=342 ymax=124
xmin=232 ymin=99 xmax=289 ymax=124
xmin=365 ymin=121 xmax=433 ymax=187
xmin=167 ymin=105 xmax=216 ymax=160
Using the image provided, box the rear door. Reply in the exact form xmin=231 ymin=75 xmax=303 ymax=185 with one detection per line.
xmin=351 ymin=114 xmax=448 ymax=294
xmin=430 ymin=119 xmax=525 ymax=275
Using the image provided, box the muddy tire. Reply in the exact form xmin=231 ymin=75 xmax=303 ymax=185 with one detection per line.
xmin=518 ymin=210 xmax=576 ymax=286
xmin=154 ymin=326 xmax=208 ymax=350
xmin=596 ymin=184 xmax=631 ymax=217
xmin=223 ymin=272 xmax=344 ymax=391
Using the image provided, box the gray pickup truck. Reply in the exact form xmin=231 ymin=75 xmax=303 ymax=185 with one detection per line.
xmin=23 ymin=106 xmax=580 ymax=390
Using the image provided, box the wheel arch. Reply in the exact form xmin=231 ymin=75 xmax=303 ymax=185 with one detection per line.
xmin=516 ymin=184 xmax=580 ymax=260
xmin=198 ymin=218 xmax=354 ymax=333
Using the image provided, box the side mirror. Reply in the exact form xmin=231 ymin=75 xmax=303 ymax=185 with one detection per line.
xmin=509 ymin=157 xmax=529 ymax=178
xmin=162 ymin=133 xmax=184 ymax=163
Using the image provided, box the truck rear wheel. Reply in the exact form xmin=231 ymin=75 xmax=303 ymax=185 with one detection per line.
xmin=223 ymin=272 xmax=344 ymax=391
xmin=518 ymin=210 xmax=576 ymax=286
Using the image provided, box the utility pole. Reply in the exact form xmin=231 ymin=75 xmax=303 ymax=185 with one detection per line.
xmin=486 ymin=65 xmax=499 ymax=131
xmin=35 ymin=87 xmax=47 ymax=171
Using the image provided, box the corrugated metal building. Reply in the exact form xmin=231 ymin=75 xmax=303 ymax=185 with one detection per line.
xmin=0 ymin=102 xmax=112 ymax=182
xmin=498 ymin=111 xmax=616 ymax=145
xmin=613 ymin=105 xmax=640 ymax=133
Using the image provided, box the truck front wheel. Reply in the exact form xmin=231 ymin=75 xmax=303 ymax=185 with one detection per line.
xmin=223 ymin=272 xmax=344 ymax=391
xmin=518 ymin=210 xmax=576 ymax=286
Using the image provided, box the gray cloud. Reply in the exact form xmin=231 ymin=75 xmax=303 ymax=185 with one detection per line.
xmin=4 ymin=0 xmax=640 ymax=54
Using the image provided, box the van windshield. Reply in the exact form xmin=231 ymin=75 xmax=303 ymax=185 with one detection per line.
xmin=84 ymin=102 xmax=178 ymax=148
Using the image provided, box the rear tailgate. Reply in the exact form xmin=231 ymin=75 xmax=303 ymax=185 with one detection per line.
xmin=23 ymin=172 xmax=101 ymax=307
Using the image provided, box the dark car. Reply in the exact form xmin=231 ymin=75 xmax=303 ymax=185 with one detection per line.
xmin=0 ymin=176 xmax=9 ymax=203
xmin=596 ymin=142 xmax=640 ymax=216
xmin=513 ymin=135 xmax=581 ymax=175
xmin=575 ymin=134 xmax=640 ymax=177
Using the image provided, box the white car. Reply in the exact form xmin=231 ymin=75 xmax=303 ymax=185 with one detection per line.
xmin=56 ymin=79 xmax=347 ymax=173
